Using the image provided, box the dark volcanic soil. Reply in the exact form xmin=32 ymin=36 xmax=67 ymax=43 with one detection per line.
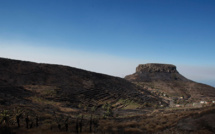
xmin=0 ymin=58 xmax=161 ymax=107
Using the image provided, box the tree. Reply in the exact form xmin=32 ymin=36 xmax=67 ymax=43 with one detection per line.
xmin=53 ymin=111 xmax=63 ymax=131
xmin=79 ymin=115 xmax=83 ymax=133
xmin=102 ymin=103 xmax=113 ymax=117
xmin=25 ymin=115 xmax=29 ymax=129
xmin=0 ymin=110 xmax=10 ymax=127
xmin=76 ymin=118 xmax=79 ymax=133
xmin=14 ymin=108 xmax=23 ymax=128
xmin=35 ymin=115 xmax=39 ymax=127
xmin=64 ymin=116 xmax=69 ymax=132
xmin=89 ymin=106 xmax=97 ymax=133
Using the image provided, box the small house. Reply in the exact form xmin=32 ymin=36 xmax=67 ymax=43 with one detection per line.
xmin=175 ymin=104 xmax=181 ymax=107
xmin=180 ymin=96 xmax=184 ymax=99
xmin=200 ymin=101 xmax=207 ymax=104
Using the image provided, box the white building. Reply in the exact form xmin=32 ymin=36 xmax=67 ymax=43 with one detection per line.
xmin=200 ymin=101 xmax=207 ymax=104
xmin=175 ymin=104 xmax=181 ymax=107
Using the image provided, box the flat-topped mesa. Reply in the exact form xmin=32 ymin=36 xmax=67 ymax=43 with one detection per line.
xmin=125 ymin=63 xmax=189 ymax=82
xmin=136 ymin=63 xmax=177 ymax=73
xmin=125 ymin=63 xmax=215 ymax=100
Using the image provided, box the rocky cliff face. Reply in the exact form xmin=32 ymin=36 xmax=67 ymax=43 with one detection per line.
xmin=125 ymin=63 xmax=188 ymax=82
xmin=125 ymin=63 xmax=215 ymax=101
xmin=136 ymin=64 xmax=177 ymax=73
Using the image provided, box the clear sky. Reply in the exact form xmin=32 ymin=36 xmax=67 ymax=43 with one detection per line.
xmin=0 ymin=0 xmax=215 ymax=87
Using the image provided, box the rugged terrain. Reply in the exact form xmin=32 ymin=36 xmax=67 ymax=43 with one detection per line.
xmin=125 ymin=63 xmax=215 ymax=101
xmin=1 ymin=58 xmax=215 ymax=134
xmin=0 ymin=58 xmax=161 ymax=108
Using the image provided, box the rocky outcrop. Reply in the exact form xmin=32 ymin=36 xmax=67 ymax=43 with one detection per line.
xmin=136 ymin=64 xmax=177 ymax=73
xmin=125 ymin=63 xmax=188 ymax=82
xmin=125 ymin=63 xmax=215 ymax=100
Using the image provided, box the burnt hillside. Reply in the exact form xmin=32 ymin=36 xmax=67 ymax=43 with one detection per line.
xmin=0 ymin=58 xmax=159 ymax=107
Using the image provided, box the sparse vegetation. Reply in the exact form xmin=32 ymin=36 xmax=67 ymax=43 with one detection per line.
xmin=1 ymin=58 xmax=215 ymax=133
xmin=1 ymin=104 xmax=214 ymax=134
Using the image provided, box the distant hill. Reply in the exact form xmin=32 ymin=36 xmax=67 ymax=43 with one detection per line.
xmin=0 ymin=58 xmax=160 ymax=110
xmin=125 ymin=63 xmax=215 ymax=101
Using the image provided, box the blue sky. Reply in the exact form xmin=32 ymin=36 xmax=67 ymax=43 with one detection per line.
xmin=0 ymin=0 xmax=215 ymax=87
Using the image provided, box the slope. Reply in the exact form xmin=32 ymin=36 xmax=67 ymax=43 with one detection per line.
xmin=0 ymin=58 xmax=160 ymax=110
xmin=125 ymin=63 xmax=215 ymax=101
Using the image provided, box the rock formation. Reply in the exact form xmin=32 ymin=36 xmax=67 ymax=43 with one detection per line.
xmin=125 ymin=63 xmax=215 ymax=101
xmin=136 ymin=63 xmax=177 ymax=73
xmin=125 ymin=63 xmax=188 ymax=82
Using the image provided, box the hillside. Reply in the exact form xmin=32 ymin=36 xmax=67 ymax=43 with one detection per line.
xmin=1 ymin=59 xmax=215 ymax=134
xmin=125 ymin=63 xmax=215 ymax=101
xmin=0 ymin=58 xmax=161 ymax=110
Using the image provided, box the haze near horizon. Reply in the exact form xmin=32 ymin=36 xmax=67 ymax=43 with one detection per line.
xmin=0 ymin=0 xmax=215 ymax=87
